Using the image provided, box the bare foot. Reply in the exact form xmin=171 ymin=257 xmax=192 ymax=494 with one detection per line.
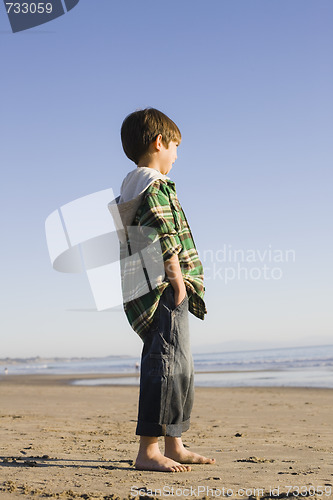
xmin=135 ymin=451 xmax=191 ymax=472
xmin=164 ymin=436 xmax=216 ymax=465
xmin=135 ymin=436 xmax=191 ymax=472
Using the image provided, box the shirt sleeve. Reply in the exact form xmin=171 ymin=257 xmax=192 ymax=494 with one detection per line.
xmin=137 ymin=180 xmax=182 ymax=261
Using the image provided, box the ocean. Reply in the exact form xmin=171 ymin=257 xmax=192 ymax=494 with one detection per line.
xmin=1 ymin=344 xmax=333 ymax=389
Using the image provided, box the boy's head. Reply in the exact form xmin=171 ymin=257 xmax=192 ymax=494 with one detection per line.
xmin=121 ymin=108 xmax=181 ymax=165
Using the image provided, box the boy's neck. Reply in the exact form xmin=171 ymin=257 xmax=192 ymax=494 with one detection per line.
xmin=137 ymin=158 xmax=163 ymax=175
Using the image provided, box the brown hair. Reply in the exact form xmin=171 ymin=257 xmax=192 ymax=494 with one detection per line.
xmin=121 ymin=108 xmax=181 ymax=164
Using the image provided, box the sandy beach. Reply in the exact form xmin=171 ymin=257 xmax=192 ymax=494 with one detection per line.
xmin=0 ymin=374 xmax=332 ymax=499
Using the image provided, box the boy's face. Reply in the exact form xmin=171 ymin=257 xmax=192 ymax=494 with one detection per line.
xmin=159 ymin=140 xmax=179 ymax=175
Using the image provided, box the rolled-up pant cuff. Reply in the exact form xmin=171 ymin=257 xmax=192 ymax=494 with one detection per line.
xmin=136 ymin=417 xmax=190 ymax=437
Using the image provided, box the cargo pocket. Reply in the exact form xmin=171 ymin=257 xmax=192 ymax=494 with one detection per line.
xmin=149 ymin=353 xmax=169 ymax=376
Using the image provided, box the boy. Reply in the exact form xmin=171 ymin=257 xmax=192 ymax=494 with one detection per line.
xmin=109 ymin=108 xmax=215 ymax=472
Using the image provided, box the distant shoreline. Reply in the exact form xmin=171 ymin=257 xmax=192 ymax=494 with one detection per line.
xmin=1 ymin=344 xmax=332 ymax=389
xmin=1 ymin=372 xmax=333 ymax=391
xmin=1 ymin=342 xmax=333 ymax=365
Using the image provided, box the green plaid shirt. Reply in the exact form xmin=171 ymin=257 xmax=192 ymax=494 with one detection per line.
xmin=121 ymin=178 xmax=207 ymax=339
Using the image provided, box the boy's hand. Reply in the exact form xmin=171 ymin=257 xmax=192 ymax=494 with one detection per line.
xmin=164 ymin=255 xmax=186 ymax=307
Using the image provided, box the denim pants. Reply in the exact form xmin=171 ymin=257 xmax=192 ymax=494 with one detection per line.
xmin=136 ymin=286 xmax=194 ymax=437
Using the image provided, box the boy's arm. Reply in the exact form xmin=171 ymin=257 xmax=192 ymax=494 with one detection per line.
xmin=164 ymin=254 xmax=186 ymax=307
xmin=138 ymin=180 xmax=185 ymax=305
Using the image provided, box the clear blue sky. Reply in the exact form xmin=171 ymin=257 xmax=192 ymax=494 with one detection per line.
xmin=1 ymin=0 xmax=332 ymax=358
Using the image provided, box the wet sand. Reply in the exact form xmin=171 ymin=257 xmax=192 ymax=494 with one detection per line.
xmin=0 ymin=374 xmax=332 ymax=499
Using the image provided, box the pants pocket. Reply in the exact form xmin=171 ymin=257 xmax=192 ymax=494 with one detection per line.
xmin=171 ymin=293 xmax=188 ymax=314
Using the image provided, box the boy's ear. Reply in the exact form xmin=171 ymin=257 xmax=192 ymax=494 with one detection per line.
xmin=154 ymin=134 xmax=164 ymax=151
